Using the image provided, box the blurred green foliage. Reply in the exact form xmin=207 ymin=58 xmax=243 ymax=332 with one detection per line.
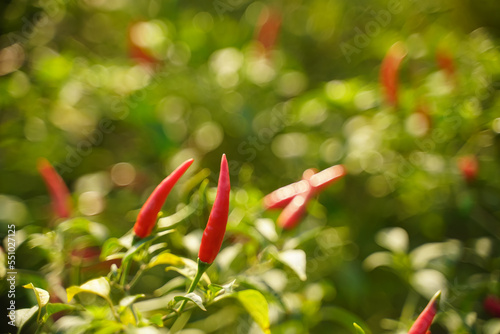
xmin=1 ymin=0 xmax=500 ymax=333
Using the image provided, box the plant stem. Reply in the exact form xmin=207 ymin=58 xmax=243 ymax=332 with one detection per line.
xmin=176 ymin=259 xmax=211 ymax=314
xmin=120 ymin=260 xmax=131 ymax=287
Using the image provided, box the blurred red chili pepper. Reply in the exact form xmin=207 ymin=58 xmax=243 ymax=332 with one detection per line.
xmin=457 ymin=155 xmax=478 ymax=183
xmin=277 ymin=182 xmax=313 ymax=230
xmin=133 ymin=158 xmax=194 ymax=238
xmin=37 ymin=158 xmax=72 ymax=219
xmin=263 ymin=165 xmax=345 ymax=210
xmin=484 ymin=295 xmax=500 ymax=317
xmin=436 ymin=47 xmax=456 ymax=84
xmin=128 ymin=21 xmax=159 ymax=69
xmin=309 ymin=165 xmax=346 ymax=193
xmin=198 ymin=154 xmax=231 ymax=264
xmin=264 ymin=165 xmax=345 ymax=229
xmin=263 ymin=179 xmax=311 ymax=210
xmin=380 ymin=42 xmax=406 ymax=107
xmin=255 ymin=6 xmax=282 ymax=57
xmin=408 ymin=291 xmax=441 ymax=334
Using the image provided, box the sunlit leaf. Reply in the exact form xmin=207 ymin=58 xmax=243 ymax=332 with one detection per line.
xmin=236 ymin=289 xmax=270 ymax=334
xmin=14 ymin=306 xmax=38 ymax=329
xmin=410 ymin=240 xmax=462 ymax=270
xmin=410 ymin=269 xmax=447 ymax=299
xmin=277 ymin=249 xmax=307 ymax=281
xmin=174 ymin=293 xmax=207 ymax=311
xmin=23 ymin=283 xmax=50 ymax=322
xmin=255 ymin=218 xmax=278 ymax=242
xmin=157 ymin=204 xmax=196 ymax=229
xmin=23 ymin=283 xmax=50 ymax=307
xmin=149 ymin=313 xmax=164 ymax=327
xmin=119 ymin=294 xmax=145 ymax=308
xmin=120 ymin=306 xmax=137 ymax=326
xmin=148 ymin=252 xmax=185 ymax=268
xmin=363 ymin=251 xmax=393 ymax=271
xmin=375 ymin=227 xmax=408 ymax=253
xmin=66 ymin=277 xmax=110 ymax=303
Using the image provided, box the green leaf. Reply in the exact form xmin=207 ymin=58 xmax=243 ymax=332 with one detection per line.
xmin=170 ymin=310 xmax=192 ymax=334
xmin=159 ymin=252 xmax=211 ymax=285
xmin=23 ymin=283 xmax=50 ymax=307
xmin=43 ymin=303 xmax=76 ymax=322
xmin=255 ymin=218 xmax=279 ymax=242
xmin=93 ymin=320 xmax=124 ymax=334
xmin=362 ymin=251 xmax=393 ymax=271
xmin=148 ymin=252 xmax=185 ymax=268
xmin=57 ymin=218 xmax=108 ymax=242
xmin=119 ymin=294 xmax=145 ymax=308
xmin=321 ymin=306 xmax=371 ymax=334
xmin=67 ymin=277 xmax=110 ymax=303
xmin=101 ymin=237 xmax=125 ymax=260
xmin=149 ymin=313 xmax=164 ymax=327
xmin=354 ymin=322 xmax=366 ymax=334
xmin=14 ymin=306 xmax=38 ymax=329
xmin=277 ymin=249 xmax=307 ymax=281
xmin=174 ymin=293 xmax=207 ymax=311
xmin=23 ymin=283 xmax=50 ymax=322
xmin=236 ymin=290 xmax=270 ymax=334
xmin=157 ymin=204 xmax=196 ymax=229
xmin=121 ymin=229 xmax=175 ymax=267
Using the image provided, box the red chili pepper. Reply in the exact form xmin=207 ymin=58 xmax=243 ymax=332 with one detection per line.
xmin=277 ymin=182 xmax=313 ymax=230
xmin=484 ymin=295 xmax=500 ymax=317
xmin=309 ymin=165 xmax=345 ymax=193
xmin=255 ymin=6 xmax=282 ymax=57
xmin=265 ymin=165 xmax=345 ymax=230
xmin=37 ymin=158 xmax=72 ymax=219
xmin=133 ymin=158 xmax=194 ymax=238
xmin=128 ymin=21 xmax=160 ymax=69
xmin=263 ymin=165 xmax=345 ymax=210
xmin=436 ymin=48 xmax=456 ymax=84
xmin=408 ymin=291 xmax=441 ymax=334
xmin=380 ymin=42 xmax=406 ymax=107
xmin=263 ymin=179 xmax=311 ymax=210
xmin=198 ymin=154 xmax=231 ymax=264
xmin=457 ymin=155 xmax=478 ymax=183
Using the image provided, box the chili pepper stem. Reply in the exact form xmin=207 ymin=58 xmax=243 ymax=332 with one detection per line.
xmin=177 ymin=259 xmax=211 ymax=314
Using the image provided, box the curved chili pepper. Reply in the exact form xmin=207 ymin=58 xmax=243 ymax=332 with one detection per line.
xmin=309 ymin=165 xmax=345 ymax=193
xmin=255 ymin=6 xmax=282 ymax=57
xmin=263 ymin=165 xmax=345 ymax=210
xmin=277 ymin=165 xmax=345 ymax=229
xmin=408 ymin=291 xmax=441 ymax=334
xmin=198 ymin=154 xmax=230 ymax=264
xmin=263 ymin=179 xmax=310 ymax=210
xmin=133 ymin=158 xmax=194 ymax=238
xmin=37 ymin=158 xmax=72 ymax=219
xmin=380 ymin=42 xmax=406 ymax=107
xmin=277 ymin=182 xmax=313 ymax=230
